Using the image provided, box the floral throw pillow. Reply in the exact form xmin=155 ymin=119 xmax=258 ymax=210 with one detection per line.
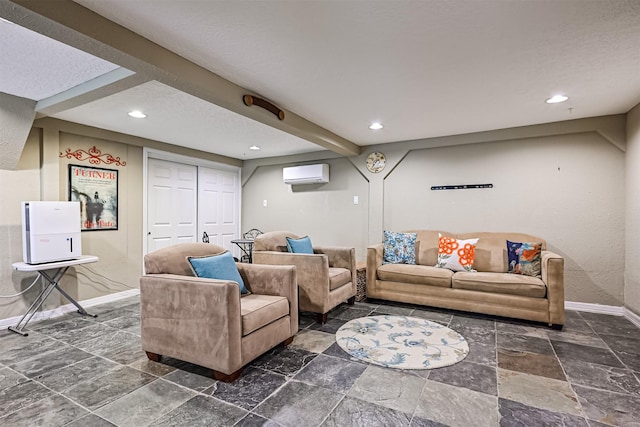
xmin=507 ymin=240 xmax=542 ymax=277
xmin=383 ymin=231 xmax=417 ymax=264
xmin=435 ymin=234 xmax=478 ymax=272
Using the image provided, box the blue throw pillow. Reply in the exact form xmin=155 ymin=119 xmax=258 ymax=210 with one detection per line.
xmin=187 ymin=251 xmax=248 ymax=294
xmin=286 ymin=236 xmax=314 ymax=254
xmin=383 ymin=231 xmax=417 ymax=264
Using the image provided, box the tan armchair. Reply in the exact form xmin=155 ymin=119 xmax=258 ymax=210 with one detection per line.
xmin=253 ymin=231 xmax=356 ymax=324
xmin=140 ymin=243 xmax=298 ymax=382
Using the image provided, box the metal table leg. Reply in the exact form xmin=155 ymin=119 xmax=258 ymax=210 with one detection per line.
xmin=8 ymin=266 xmax=96 ymax=337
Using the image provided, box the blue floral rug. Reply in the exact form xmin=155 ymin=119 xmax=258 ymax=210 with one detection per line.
xmin=335 ymin=315 xmax=469 ymax=370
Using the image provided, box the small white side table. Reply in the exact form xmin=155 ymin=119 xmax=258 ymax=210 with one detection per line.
xmin=10 ymin=255 xmax=99 ymax=336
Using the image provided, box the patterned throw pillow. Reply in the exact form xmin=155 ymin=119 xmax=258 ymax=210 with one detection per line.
xmin=435 ymin=234 xmax=478 ymax=272
xmin=383 ymin=231 xmax=417 ymax=264
xmin=507 ymin=240 xmax=542 ymax=277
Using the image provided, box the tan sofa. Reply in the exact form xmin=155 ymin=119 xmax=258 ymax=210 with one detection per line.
xmin=140 ymin=243 xmax=298 ymax=382
xmin=366 ymin=231 xmax=565 ymax=327
xmin=253 ymin=231 xmax=357 ymax=323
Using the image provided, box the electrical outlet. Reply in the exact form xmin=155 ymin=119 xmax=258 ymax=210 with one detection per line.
xmin=353 ymin=196 xmax=359 ymax=205
xmin=263 ymin=199 xmax=268 ymax=207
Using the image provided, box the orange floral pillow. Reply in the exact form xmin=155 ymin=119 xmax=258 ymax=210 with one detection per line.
xmin=435 ymin=234 xmax=479 ymax=272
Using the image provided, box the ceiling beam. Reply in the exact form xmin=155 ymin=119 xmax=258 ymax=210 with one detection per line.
xmin=3 ymin=0 xmax=361 ymax=157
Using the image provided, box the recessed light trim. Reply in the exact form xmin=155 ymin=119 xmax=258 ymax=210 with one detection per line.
xmin=545 ymin=95 xmax=568 ymax=104
xmin=128 ymin=110 xmax=147 ymax=118
xmin=249 ymin=145 xmax=261 ymax=150
xmin=369 ymin=122 xmax=383 ymax=130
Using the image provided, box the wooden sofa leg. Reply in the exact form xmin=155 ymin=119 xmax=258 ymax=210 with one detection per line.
xmin=347 ymin=296 xmax=355 ymax=305
xmin=213 ymin=368 xmax=243 ymax=383
xmin=283 ymin=336 xmax=294 ymax=346
xmin=316 ymin=313 xmax=328 ymax=324
xmin=145 ymin=351 xmax=161 ymax=362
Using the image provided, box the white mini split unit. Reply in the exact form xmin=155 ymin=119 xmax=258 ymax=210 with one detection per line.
xmin=282 ymin=164 xmax=330 ymax=185
xmin=22 ymin=201 xmax=82 ymax=264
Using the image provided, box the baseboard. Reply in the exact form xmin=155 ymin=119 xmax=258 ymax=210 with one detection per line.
xmin=566 ymin=300 xmax=640 ymax=328
xmin=0 ymin=288 xmax=140 ymax=329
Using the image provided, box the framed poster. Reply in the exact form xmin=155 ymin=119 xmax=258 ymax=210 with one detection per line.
xmin=68 ymin=164 xmax=118 ymax=231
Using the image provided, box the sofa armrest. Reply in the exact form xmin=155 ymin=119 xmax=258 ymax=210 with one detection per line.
xmin=541 ymin=251 xmax=565 ymax=326
xmin=140 ymin=274 xmax=242 ymax=373
xmin=366 ymin=244 xmax=384 ymax=296
xmin=237 ymin=263 xmax=299 ymax=336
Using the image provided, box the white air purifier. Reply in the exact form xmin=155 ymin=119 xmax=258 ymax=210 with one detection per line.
xmin=22 ymin=201 xmax=82 ymax=264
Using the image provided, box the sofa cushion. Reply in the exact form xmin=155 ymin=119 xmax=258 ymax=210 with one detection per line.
xmin=456 ymin=232 xmax=546 ymax=273
xmin=329 ymin=267 xmax=352 ymax=291
xmin=378 ymin=263 xmax=453 ymax=288
xmin=383 ymin=230 xmax=417 ymax=265
xmin=435 ymin=234 xmax=479 ymax=272
xmin=507 ymin=240 xmax=542 ymax=277
xmin=452 ymin=272 xmax=546 ymax=298
xmin=240 ymin=294 xmax=289 ymax=336
xmin=187 ymin=251 xmax=249 ymax=294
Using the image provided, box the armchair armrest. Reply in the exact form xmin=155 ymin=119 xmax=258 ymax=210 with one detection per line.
xmin=314 ymin=246 xmax=355 ymax=271
xmin=140 ymin=274 xmax=242 ymax=373
xmin=237 ymin=263 xmax=298 ymax=336
xmin=541 ymin=251 xmax=565 ymax=326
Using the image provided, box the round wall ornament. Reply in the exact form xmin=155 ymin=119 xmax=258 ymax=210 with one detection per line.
xmin=366 ymin=152 xmax=386 ymax=173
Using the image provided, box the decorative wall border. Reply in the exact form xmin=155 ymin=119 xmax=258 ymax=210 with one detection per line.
xmin=59 ymin=145 xmax=127 ymax=166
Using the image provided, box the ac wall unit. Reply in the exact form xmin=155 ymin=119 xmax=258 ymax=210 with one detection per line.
xmin=283 ymin=164 xmax=329 ymax=185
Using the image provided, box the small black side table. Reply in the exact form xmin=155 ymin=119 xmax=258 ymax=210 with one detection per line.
xmin=231 ymin=239 xmax=255 ymax=263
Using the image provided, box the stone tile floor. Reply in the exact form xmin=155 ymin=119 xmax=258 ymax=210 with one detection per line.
xmin=1 ymin=296 xmax=639 ymax=426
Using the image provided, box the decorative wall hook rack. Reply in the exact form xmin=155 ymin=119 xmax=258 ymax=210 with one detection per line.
xmin=431 ymin=184 xmax=493 ymax=191
xmin=243 ymin=95 xmax=285 ymax=120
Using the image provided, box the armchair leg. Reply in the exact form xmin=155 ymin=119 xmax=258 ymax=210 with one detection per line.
xmin=213 ymin=368 xmax=243 ymax=383
xmin=347 ymin=296 xmax=355 ymax=305
xmin=145 ymin=351 xmax=161 ymax=362
xmin=316 ymin=312 xmax=328 ymax=324
xmin=283 ymin=336 xmax=294 ymax=346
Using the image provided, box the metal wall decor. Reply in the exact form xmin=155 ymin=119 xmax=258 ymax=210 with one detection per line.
xmin=431 ymin=184 xmax=493 ymax=191
xmin=60 ymin=145 xmax=127 ymax=166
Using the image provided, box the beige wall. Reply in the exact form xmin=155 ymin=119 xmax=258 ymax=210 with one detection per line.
xmin=626 ymin=103 xmax=640 ymax=316
xmin=243 ymin=116 xmax=628 ymax=307
xmin=242 ymin=157 xmax=369 ymax=256
xmin=0 ymin=119 xmax=238 ymax=322
xmin=384 ymin=132 xmax=625 ymax=306
xmin=0 ymin=129 xmax=42 ymax=318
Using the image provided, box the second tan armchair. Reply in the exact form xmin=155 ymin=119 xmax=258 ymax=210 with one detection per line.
xmin=253 ymin=231 xmax=356 ymax=324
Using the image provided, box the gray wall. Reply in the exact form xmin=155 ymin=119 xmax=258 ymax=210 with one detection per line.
xmin=626 ymin=103 xmax=640 ymax=316
xmin=242 ymin=115 xmax=628 ymax=308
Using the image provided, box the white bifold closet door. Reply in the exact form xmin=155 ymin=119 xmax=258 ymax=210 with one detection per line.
xmin=147 ymin=158 xmax=240 ymax=256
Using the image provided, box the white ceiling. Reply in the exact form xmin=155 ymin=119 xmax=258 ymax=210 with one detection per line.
xmin=2 ymin=0 xmax=640 ymax=160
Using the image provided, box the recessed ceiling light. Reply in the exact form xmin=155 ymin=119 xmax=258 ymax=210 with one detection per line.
xmin=249 ymin=145 xmax=261 ymax=150
xmin=127 ymin=110 xmax=147 ymax=118
xmin=369 ymin=122 xmax=383 ymax=130
xmin=545 ymin=95 xmax=568 ymax=104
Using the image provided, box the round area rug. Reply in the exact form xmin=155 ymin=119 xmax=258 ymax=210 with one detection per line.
xmin=335 ymin=315 xmax=469 ymax=370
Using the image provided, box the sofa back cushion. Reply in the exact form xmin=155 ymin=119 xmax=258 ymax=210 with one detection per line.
xmin=456 ymin=232 xmax=546 ymax=273
xmin=404 ymin=231 xmax=546 ymax=273
xmin=406 ymin=230 xmax=450 ymax=266
xmin=144 ymin=243 xmax=226 ymax=275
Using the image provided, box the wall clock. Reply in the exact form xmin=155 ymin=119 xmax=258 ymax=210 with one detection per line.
xmin=366 ymin=152 xmax=386 ymax=173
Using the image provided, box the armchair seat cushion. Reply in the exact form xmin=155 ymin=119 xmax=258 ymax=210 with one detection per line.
xmin=329 ymin=267 xmax=352 ymax=291
xmin=377 ymin=264 xmax=453 ymax=288
xmin=452 ymin=272 xmax=547 ymax=298
xmin=241 ymin=294 xmax=290 ymax=336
